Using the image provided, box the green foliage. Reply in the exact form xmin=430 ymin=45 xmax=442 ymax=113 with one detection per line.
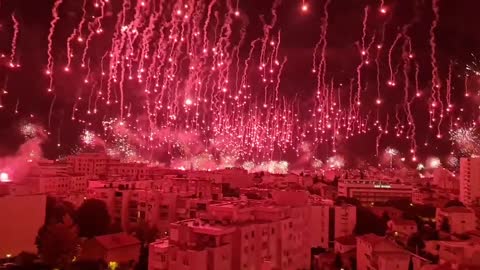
xmin=354 ymin=207 xmax=387 ymax=236
xmin=132 ymin=222 xmax=158 ymax=245
xmin=76 ymin=199 xmax=111 ymax=238
xmin=36 ymin=216 xmax=80 ymax=269
xmin=440 ymin=217 xmax=451 ymax=233
xmin=407 ymin=232 xmax=425 ymax=253
xmin=444 ymin=200 xmax=465 ymax=208
xmin=45 ymin=196 xmax=76 ymax=225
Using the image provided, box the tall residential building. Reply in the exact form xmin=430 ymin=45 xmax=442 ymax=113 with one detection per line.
xmin=435 ymin=207 xmax=477 ymax=234
xmin=460 ymin=157 xmax=480 ymax=206
xmin=309 ymin=201 xmax=356 ymax=250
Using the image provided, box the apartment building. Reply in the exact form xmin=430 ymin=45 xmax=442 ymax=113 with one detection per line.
xmin=338 ymin=179 xmax=412 ymax=204
xmin=0 ymin=193 xmax=46 ymax=259
xmin=149 ymin=198 xmax=312 ymax=270
xmin=436 ymin=207 xmax=476 ymax=234
xmin=309 ymin=201 xmax=357 ymax=250
xmin=460 ymin=157 xmax=480 ymax=206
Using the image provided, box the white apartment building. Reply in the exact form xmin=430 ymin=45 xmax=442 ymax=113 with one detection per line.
xmin=460 ymin=157 xmax=480 ymax=206
xmin=356 ymin=234 xmax=427 ymax=270
xmin=424 ymin=239 xmax=480 ymax=267
xmin=0 ymin=193 xmax=46 ymax=259
xmin=436 ymin=207 xmax=476 ymax=234
xmin=149 ymin=199 xmax=312 ymax=270
xmin=338 ymin=179 xmax=412 ymax=203
xmin=65 ymin=152 xmax=117 ymax=176
xmin=88 ymin=177 xmax=222 ymax=232
xmin=24 ymin=173 xmax=87 ymax=195
xmin=309 ymin=201 xmax=356 ymax=250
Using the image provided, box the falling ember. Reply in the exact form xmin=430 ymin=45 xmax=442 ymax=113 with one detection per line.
xmin=0 ymin=0 xmax=476 ymax=167
xmin=301 ymin=4 xmax=308 ymax=12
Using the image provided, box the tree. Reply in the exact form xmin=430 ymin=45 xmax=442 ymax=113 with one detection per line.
xmin=354 ymin=207 xmax=387 ymax=236
xmin=407 ymin=233 xmax=425 ymax=253
xmin=76 ymin=199 xmax=111 ymax=238
xmin=444 ymin=200 xmax=465 ymax=208
xmin=45 ymin=196 xmax=76 ymax=225
xmin=36 ymin=216 xmax=80 ymax=269
xmin=440 ymin=217 xmax=451 ymax=233
xmin=334 ymin=253 xmax=343 ymax=269
xmin=349 ymin=257 xmax=357 ymax=270
xmin=381 ymin=211 xmax=391 ymax=222
xmin=132 ymin=222 xmax=158 ymax=246
xmin=15 ymin=252 xmax=37 ymax=267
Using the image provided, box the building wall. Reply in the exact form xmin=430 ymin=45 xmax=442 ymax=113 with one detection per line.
xmin=335 ymin=205 xmax=356 ymax=239
xmin=0 ymin=194 xmax=46 ymax=258
xmin=460 ymin=157 xmax=480 ymax=206
xmin=148 ymin=240 xmax=169 ymax=270
xmin=339 ymin=180 xmax=412 ymax=203
xmin=435 ymin=208 xmax=476 ymax=234
xmin=169 ymin=248 xmax=208 ymax=270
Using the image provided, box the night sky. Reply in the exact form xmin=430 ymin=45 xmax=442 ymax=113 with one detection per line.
xmin=0 ymin=0 xmax=479 ymax=167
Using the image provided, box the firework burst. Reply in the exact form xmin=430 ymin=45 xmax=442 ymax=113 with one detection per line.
xmin=450 ymin=126 xmax=480 ymax=156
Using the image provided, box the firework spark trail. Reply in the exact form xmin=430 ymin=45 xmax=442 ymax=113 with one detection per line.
xmin=48 ymin=94 xmax=56 ymax=129
xmin=313 ymin=0 xmax=331 ymax=138
xmin=399 ymin=33 xmax=417 ymax=155
xmin=387 ymin=33 xmax=401 ymax=87
xmin=14 ymin=98 xmax=19 ymax=114
xmin=353 ymin=6 xmax=370 ymax=121
xmin=46 ymin=0 xmax=64 ymax=92
xmin=3 ymin=0 xmax=475 ymax=165
xmin=9 ymin=13 xmax=19 ymax=66
xmin=429 ymin=0 xmax=443 ymax=135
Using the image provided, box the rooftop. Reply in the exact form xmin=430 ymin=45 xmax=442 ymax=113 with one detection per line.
xmin=94 ymin=233 xmax=140 ymax=250
xmin=174 ymin=219 xmax=236 ymax=236
xmin=356 ymin=233 xmax=385 ymax=245
xmin=150 ymin=238 xmax=170 ymax=250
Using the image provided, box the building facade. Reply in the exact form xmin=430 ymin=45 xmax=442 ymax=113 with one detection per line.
xmin=338 ymin=179 xmax=412 ymax=204
xmin=460 ymin=157 xmax=480 ymax=206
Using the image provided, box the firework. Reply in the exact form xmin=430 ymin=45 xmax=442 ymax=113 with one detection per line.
xmin=450 ymin=126 xmax=480 ymax=156
xmin=0 ymin=0 xmax=478 ymax=164
xmin=0 ymin=172 xmax=10 ymax=183
xmin=20 ymin=122 xmax=38 ymax=139
xmin=81 ymin=130 xmax=95 ymax=146
xmin=326 ymin=155 xmax=344 ymax=169
xmin=426 ymin=156 xmax=441 ymax=169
